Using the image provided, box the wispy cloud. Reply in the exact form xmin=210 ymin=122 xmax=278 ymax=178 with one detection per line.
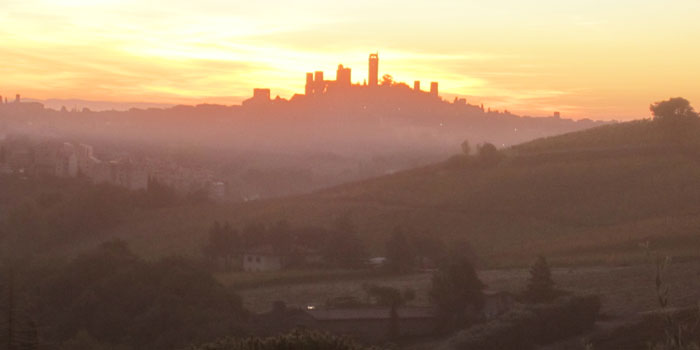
xmin=1 ymin=0 xmax=700 ymax=119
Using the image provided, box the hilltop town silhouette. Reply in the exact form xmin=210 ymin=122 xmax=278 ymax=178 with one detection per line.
xmin=0 ymin=52 xmax=605 ymax=156
xmin=242 ymin=53 xmax=444 ymax=107
xmin=0 ymin=53 xmax=606 ymax=200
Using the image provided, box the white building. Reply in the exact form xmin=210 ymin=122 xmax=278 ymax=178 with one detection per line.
xmin=243 ymin=247 xmax=284 ymax=272
xmin=209 ymin=181 xmax=226 ymax=201
xmin=55 ymin=143 xmax=78 ymax=177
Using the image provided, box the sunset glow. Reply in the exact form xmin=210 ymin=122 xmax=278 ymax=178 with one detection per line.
xmin=2 ymin=0 xmax=699 ymax=119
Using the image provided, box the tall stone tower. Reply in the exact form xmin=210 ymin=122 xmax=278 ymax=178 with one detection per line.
xmin=368 ymin=53 xmax=378 ymax=87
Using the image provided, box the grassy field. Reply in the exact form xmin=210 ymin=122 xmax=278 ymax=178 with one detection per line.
xmin=237 ymin=260 xmax=700 ymax=318
xmin=215 ymin=268 xmax=387 ymax=290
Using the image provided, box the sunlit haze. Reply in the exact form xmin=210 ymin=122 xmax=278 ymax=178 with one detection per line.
xmin=2 ymin=0 xmax=699 ymax=119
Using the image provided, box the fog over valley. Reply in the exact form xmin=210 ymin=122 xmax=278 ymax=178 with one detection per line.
xmin=0 ymin=84 xmax=605 ymax=200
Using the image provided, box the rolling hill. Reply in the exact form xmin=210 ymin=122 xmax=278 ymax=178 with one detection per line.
xmin=102 ymin=118 xmax=700 ymax=267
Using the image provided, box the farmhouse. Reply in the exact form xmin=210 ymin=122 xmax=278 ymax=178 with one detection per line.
xmin=243 ymin=247 xmax=284 ymax=272
xmin=242 ymin=245 xmax=323 ymax=272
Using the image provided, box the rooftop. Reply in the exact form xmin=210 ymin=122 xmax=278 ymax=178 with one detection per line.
xmin=306 ymin=307 xmax=436 ymax=321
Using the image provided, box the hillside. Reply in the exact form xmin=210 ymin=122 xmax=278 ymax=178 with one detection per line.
xmin=95 ymin=119 xmax=700 ymax=266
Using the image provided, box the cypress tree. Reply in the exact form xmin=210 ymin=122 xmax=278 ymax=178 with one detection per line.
xmin=524 ymin=255 xmax=555 ymax=303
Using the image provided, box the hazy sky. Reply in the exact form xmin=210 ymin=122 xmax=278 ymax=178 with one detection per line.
xmin=1 ymin=0 xmax=699 ymax=119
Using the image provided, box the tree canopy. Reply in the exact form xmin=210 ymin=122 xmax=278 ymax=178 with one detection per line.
xmin=522 ymin=255 xmax=557 ymax=303
xmin=461 ymin=140 xmax=471 ymax=155
xmin=429 ymin=253 xmax=484 ymax=329
xmin=385 ymin=227 xmax=414 ymax=274
xmin=650 ymin=97 xmax=698 ymax=122
xmin=33 ymin=241 xmax=249 ymax=350
xmin=363 ymin=284 xmax=416 ymax=339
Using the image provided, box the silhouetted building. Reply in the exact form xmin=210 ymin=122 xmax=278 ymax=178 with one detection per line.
xmin=299 ymin=53 xmax=441 ymax=98
xmin=15 ymin=94 xmax=20 ymax=103
xmin=244 ymin=246 xmax=284 ymax=272
xmin=430 ymin=82 xmax=438 ymax=96
xmin=553 ymin=111 xmax=561 ymax=118
xmin=336 ymin=64 xmax=351 ymax=87
xmin=368 ymin=53 xmax=378 ymax=87
xmin=314 ymin=71 xmax=325 ymax=95
xmin=254 ymin=88 xmax=271 ymax=100
xmin=243 ymin=88 xmax=271 ymax=106
xmin=305 ymin=73 xmax=314 ymax=95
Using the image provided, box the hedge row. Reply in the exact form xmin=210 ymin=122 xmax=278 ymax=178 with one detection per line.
xmin=190 ymin=330 xmax=385 ymax=350
xmin=449 ymin=294 xmax=601 ymax=350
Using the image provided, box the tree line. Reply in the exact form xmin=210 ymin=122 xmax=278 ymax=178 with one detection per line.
xmin=202 ymin=217 xmax=468 ymax=273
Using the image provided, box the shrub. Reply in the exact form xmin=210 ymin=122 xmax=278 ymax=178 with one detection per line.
xmin=449 ymin=294 xmax=601 ymax=350
xmin=190 ymin=329 xmax=385 ymax=350
xmin=521 ymin=256 xmax=556 ymax=303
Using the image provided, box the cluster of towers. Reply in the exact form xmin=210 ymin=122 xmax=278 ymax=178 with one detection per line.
xmin=304 ymin=53 xmax=439 ymax=97
xmin=0 ymin=94 xmax=20 ymax=104
xmin=305 ymin=64 xmax=352 ymax=96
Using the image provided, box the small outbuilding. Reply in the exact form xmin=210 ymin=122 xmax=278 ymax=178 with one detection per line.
xmin=243 ymin=246 xmax=283 ymax=272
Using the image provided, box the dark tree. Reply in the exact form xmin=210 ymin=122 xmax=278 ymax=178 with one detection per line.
xmin=364 ymin=285 xmax=415 ymax=339
xmin=270 ymin=220 xmax=293 ymax=256
xmin=650 ymin=97 xmax=698 ymax=122
xmin=380 ymin=74 xmax=394 ymax=86
xmin=476 ymin=142 xmax=502 ymax=165
xmin=445 ymin=240 xmax=478 ymax=267
xmin=293 ymin=226 xmax=328 ymax=252
xmin=429 ymin=254 xmax=484 ymax=330
xmin=411 ymin=232 xmax=446 ymax=269
xmin=523 ymin=255 xmax=556 ymax=303
xmin=241 ymin=222 xmax=267 ymax=250
xmin=203 ymin=222 xmax=241 ymax=271
xmin=203 ymin=222 xmax=225 ymax=266
xmin=324 ymin=216 xmax=366 ymax=268
xmin=222 ymin=222 xmax=242 ymax=270
xmin=385 ymin=227 xmax=414 ymax=274
xmin=35 ymin=241 xmax=248 ymax=350
xmin=5 ymin=202 xmax=41 ymax=251
xmin=0 ymin=261 xmax=39 ymax=350
xmin=460 ymin=140 xmax=471 ymax=156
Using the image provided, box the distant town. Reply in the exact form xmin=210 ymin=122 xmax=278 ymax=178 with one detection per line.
xmin=0 ymin=53 xmax=596 ymax=201
xmin=0 ymin=134 xmax=226 ymax=200
xmin=243 ymin=53 xmax=444 ymax=106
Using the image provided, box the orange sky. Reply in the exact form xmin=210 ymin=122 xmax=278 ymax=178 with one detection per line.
xmin=1 ymin=0 xmax=699 ymax=120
